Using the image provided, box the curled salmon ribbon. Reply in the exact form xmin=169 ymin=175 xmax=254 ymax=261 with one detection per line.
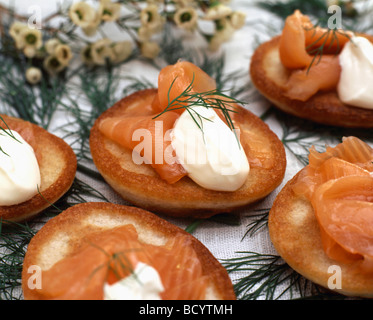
xmin=99 ymin=61 xmax=242 ymax=184
xmin=279 ymin=10 xmax=354 ymax=101
xmin=33 ymin=225 xmax=208 ymax=300
xmin=292 ymin=137 xmax=373 ymax=273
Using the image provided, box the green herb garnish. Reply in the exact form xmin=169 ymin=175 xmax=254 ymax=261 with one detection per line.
xmin=152 ymin=74 xmax=246 ymax=146
xmin=221 ymin=251 xmax=343 ymax=300
xmin=304 ymin=25 xmax=352 ymax=73
xmin=0 ymin=115 xmax=22 ymax=156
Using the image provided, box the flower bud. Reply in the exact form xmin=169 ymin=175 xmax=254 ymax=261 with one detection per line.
xmin=25 ymin=67 xmax=42 ymax=85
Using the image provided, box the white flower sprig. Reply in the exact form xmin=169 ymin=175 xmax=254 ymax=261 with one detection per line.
xmin=25 ymin=67 xmax=42 ymax=84
xmin=82 ymin=39 xmax=132 ymax=66
xmin=174 ymin=7 xmax=198 ymax=31
xmin=6 ymin=0 xmax=246 ymax=83
xmin=43 ymin=38 xmax=73 ymax=76
xmin=9 ymin=22 xmax=43 ymax=58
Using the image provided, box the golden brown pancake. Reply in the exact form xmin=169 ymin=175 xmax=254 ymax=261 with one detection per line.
xmin=89 ymin=89 xmax=286 ymax=218
xmin=22 ymin=202 xmax=236 ymax=300
xmin=269 ymin=170 xmax=373 ymax=298
xmin=0 ymin=115 xmax=77 ymax=222
xmin=250 ymin=36 xmax=373 ymax=128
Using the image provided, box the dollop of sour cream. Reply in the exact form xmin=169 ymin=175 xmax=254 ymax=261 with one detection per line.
xmin=103 ymin=262 xmax=164 ymax=300
xmin=338 ymin=36 xmax=373 ymax=110
xmin=0 ymin=130 xmax=41 ymax=206
xmin=171 ymin=106 xmax=250 ymax=192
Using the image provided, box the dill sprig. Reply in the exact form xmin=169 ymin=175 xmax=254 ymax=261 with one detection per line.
xmin=158 ymin=23 xmax=198 ymax=67
xmin=282 ymin=131 xmax=326 ymax=167
xmin=222 ymin=251 xmax=345 ymax=300
xmin=222 ymin=251 xmax=303 ymax=300
xmin=0 ymin=220 xmax=36 ymax=300
xmin=88 ymin=242 xmax=143 ymax=285
xmin=304 ymin=26 xmax=352 ymax=73
xmin=121 ymin=75 xmax=155 ymax=97
xmin=275 ymin=111 xmax=327 ymax=166
xmin=229 ymin=210 xmax=342 ymax=300
xmin=60 ymin=64 xmax=120 ymax=168
xmin=153 ymin=75 xmax=246 ymax=143
xmin=0 ymin=41 xmax=71 ymax=130
xmin=257 ymin=0 xmax=329 ymax=21
xmin=242 ymin=209 xmax=269 ymax=240
xmin=0 ymin=115 xmax=22 ymax=156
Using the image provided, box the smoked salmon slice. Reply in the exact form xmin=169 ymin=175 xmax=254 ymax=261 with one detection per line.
xmin=312 ymin=176 xmax=373 ymax=270
xmin=99 ymin=61 xmax=231 ymax=184
xmin=291 ymin=156 xmax=371 ymax=199
xmin=292 ymin=137 xmax=373 ymax=273
xmin=284 ymin=55 xmax=341 ymax=101
xmin=279 ymin=10 xmax=352 ymax=101
xmin=99 ymin=111 xmax=187 ymax=184
xmin=146 ymin=234 xmax=208 ymax=300
xmin=153 ymin=60 xmax=217 ymax=113
xmin=35 ymin=225 xmax=208 ymax=300
xmin=279 ymin=10 xmax=314 ymax=69
xmin=279 ymin=10 xmax=351 ymax=69
xmin=308 ymin=136 xmax=373 ymax=170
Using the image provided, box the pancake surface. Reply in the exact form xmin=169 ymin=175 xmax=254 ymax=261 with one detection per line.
xmin=0 ymin=115 xmax=77 ymax=222
xmin=90 ymin=89 xmax=286 ymax=218
xmin=22 ymin=202 xmax=236 ymax=300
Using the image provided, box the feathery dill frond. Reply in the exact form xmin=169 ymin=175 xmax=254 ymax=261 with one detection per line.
xmin=222 ymin=251 xmax=345 ymax=300
xmin=257 ymin=0 xmax=328 ymax=21
xmin=242 ymin=209 xmax=269 ymax=240
xmin=0 ymin=220 xmax=36 ymax=300
xmin=152 ymin=74 xmax=246 ymax=145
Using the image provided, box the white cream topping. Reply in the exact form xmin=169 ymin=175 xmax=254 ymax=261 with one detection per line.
xmin=0 ymin=130 xmax=41 ymax=206
xmin=171 ymin=106 xmax=250 ymax=192
xmin=103 ymin=262 xmax=164 ymax=300
xmin=338 ymin=36 xmax=373 ymax=110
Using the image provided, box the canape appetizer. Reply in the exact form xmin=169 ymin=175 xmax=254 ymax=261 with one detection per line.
xmin=22 ymin=202 xmax=236 ymax=300
xmin=0 ymin=115 xmax=76 ymax=222
xmin=269 ymin=137 xmax=373 ymax=297
xmin=90 ymin=61 xmax=286 ymax=218
xmin=250 ymin=10 xmax=373 ymax=127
